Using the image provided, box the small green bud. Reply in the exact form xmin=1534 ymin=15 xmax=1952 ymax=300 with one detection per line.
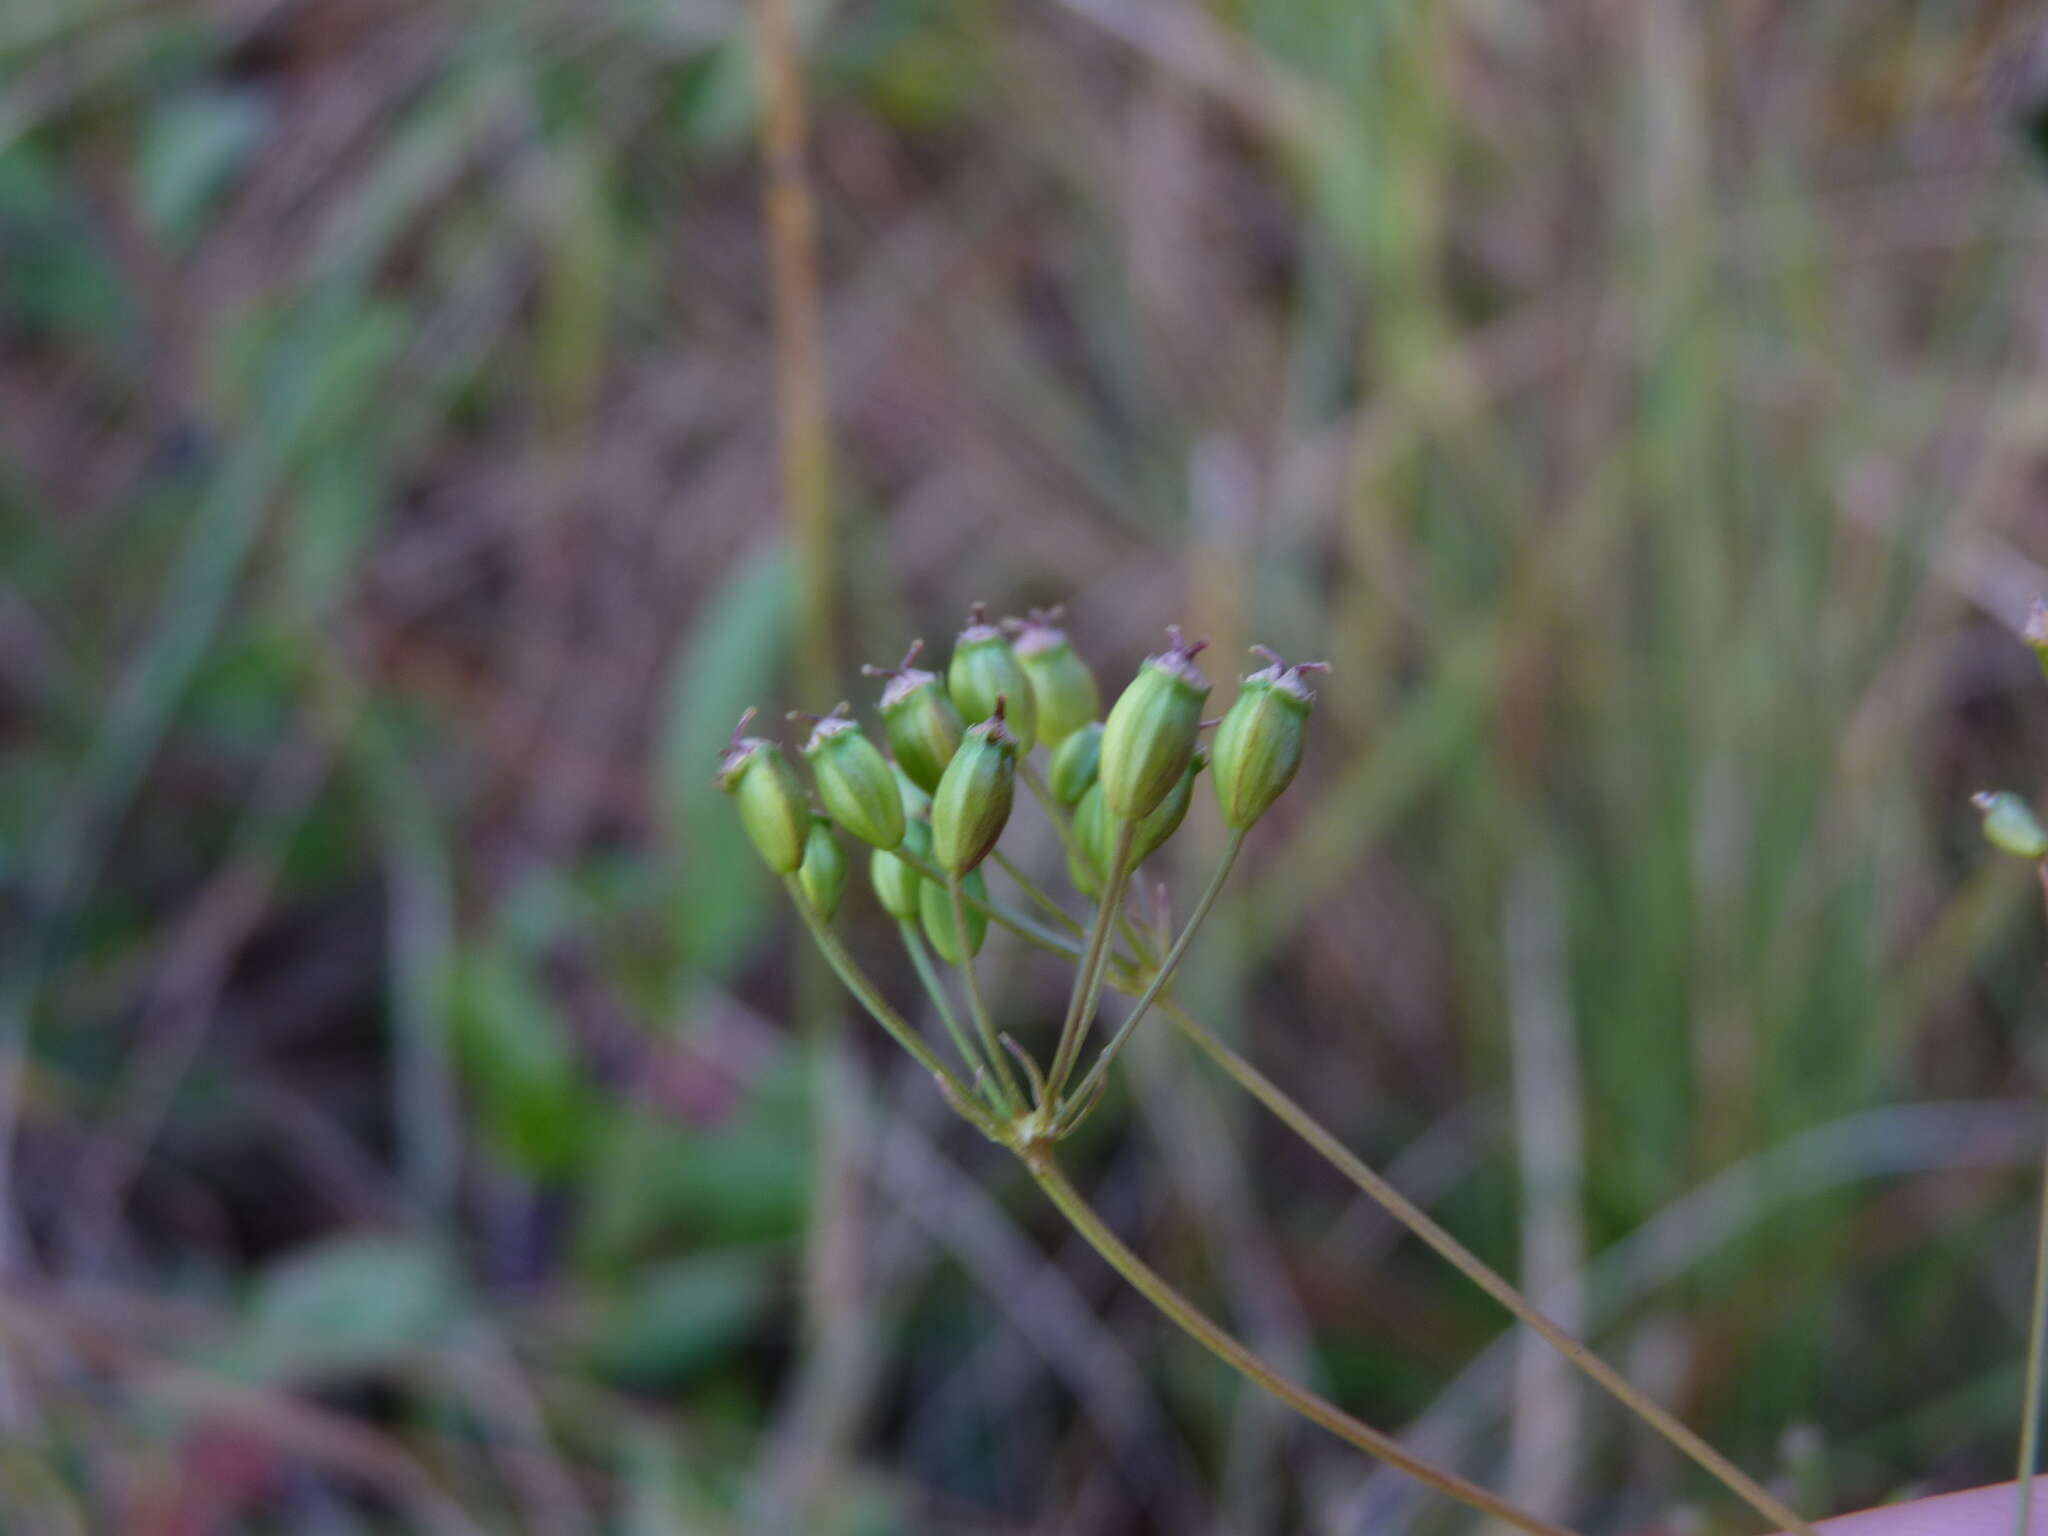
xmin=930 ymin=701 xmax=1019 ymax=874
xmin=797 ymin=816 xmax=848 ymax=919
xmin=948 ymin=604 xmax=1037 ymax=752
xmin=1975 ymin=790 xmax=2048 ymax=859
xmin=1210 ymin=648 xmax=1329 ymax=829
xmin=863 ymin=640 xmax=964 ymax=794
xmin=716 ymin=709 xmax=810 ymax=874
xmin=921 ymin=866 xmax=989 ymax=962
xmin=1068 ymin=782 xmax=1108 ymax=895
xmin=799 ymin=705 xmax=905 ymax=850
xmin=871 ymin=817 xmax=931 ymax=920
xmin=1007 ymin=607 xmax=1098 ymax=748
xmin=1098 ymin=627 xmax=1211 ymax=821
xmin=1048 ymin=720 xmax=1103 ymax=807
xmin=2026 ymin=600 xmax=2048 ymax=682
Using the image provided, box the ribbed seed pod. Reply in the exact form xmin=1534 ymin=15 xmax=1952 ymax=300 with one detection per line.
xmin=1975 ymin=790 xmax=2048 ymax=859
xmin=1210 ymin=649 xmax=1329 ymax=829
xmin=1098 ymin=627 xmax=1211 ymax=821
xmin=716 ymin=710 xmax=810 ymax=874
xmin=1068 ymin=783 xmax=1107 ymax=896
xmin=1080 ymin=752 xmax=1204 ymax=873
xmin=930 ymin=704 xmax=1019 ymax=875
xmin=921 ymin=867 xmax=989 ymax=962
xmin=1131 ymin=752 xmax=1203 ymax=864
xmin=947 ymin=604 xmax=1037 ymax=751
xmin=799 ymin=707 xmax=905 ymax=850
xmin=863 ymin=641 xmax=964 ymax=795
xmin=1047 ymin=721 xmax=1102 ymax=807
xmin=871 ymin=817 xmax=932 ymax=920
xmin=797 ymin=816 xmax=848 ymax=919
xmin=1008 ymin=607 xmax=1098 ymax=748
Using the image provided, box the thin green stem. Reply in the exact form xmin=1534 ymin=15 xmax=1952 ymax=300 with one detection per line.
xmin=2014 ymin=864 xmax=2048 ymax=1536
xmin=781 ymin=877 xmax=997 ymax=1138
xmin=1019 ymin=759 xmax=1085 ymax=865
xmin=1058 ymin=829 xmax=1244 ymax=1130
xmin=1159 ymin=999 xmax=1818 ymax=1536
xmin=897 ymin=919 xmax=1003 ymax=1110
xmin=1047 ymin=822 xmax=1134 ymax=1100
xmin=1022 ymin=1149 xmax=1578 ymax=1536
xmin=2019 ymin=1135 xmax=2048 ymax=1532
xmin=992 ymin=849 xmax=1083 ymax=936
xmin=950 ymin=873 xmax=1024 ymax=1112
xmin=897 ymin=848 xmax=1082 ymax=960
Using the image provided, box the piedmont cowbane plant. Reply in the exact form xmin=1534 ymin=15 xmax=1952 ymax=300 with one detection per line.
xmin=722 ymin=608 xmax=1821 ymax=1536
xmin=1972 ymin=597 xmax=2048 ymax=1536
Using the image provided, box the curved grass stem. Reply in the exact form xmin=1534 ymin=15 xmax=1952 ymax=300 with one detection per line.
xmin=1158 ymin=998 xmax=1818 ymax=1536
xmin=2018 ymin=1131 xmax=2048 ymax=1536
xmin=1022 ymin=1147 xmax=1578 ymax=1536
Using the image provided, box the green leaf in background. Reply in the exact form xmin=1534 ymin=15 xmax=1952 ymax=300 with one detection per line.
xmin=590 ymin=1249 xmax=775 ymax=1390
xmin=205 ymin=1235 xmax=456 ymax=1384
xmin=575 ymin=1065 xmax=811 ymax=1273
xmin=658 ymin=539 xmax=792 ymax=982
xmin=451 ymin=942 xmax=600 ymax=1178
xmin=136 ymin=89 xmax=270 ymax=247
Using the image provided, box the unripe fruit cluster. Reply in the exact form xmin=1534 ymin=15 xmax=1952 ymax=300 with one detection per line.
xmin=718 ymin=606 xmax=1328 ymax=951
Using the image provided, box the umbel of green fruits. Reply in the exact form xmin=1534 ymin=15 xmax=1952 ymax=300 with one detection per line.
xmin=718 ymin=613 xmax=1329 ymax=923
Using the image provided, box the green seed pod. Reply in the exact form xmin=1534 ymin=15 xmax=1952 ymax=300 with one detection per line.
xmin=1007 ymin=607 xmax=1098 ymax=748
xmin=930 ymin=703 xmax=1019 ymax=875
xmin=1047 ymin=720 xmax=1103 ymax=807
xmin=1211 ymin=649 xmax=1330 ymax=829
xmin=863 ymin=641 xmax=964 ymax=795
xmin=799 ymin=705 xmax=905 ymax=850
xmin=1975 ymin=790 xmax=2048 ymax=859
xmin=921 ymin=866 xmax=989 ymax=963
xmin=948 ymin=604 xmax=1037 ymax=752
xmin=1098 ymin=627 xmax=1211 ymax=821
xmin=1132 ymin=751 xmax=1204 ymax=865
xmin=870 ymin=816 xmax=931 ymax=920
xmin=797 ymin=816 xmax=848 ymax=919
xmin=1078 ymin=752 xmax=1204 ymax=873
xmin=1068 ymin=782 xmax=1107 ymax=895
xmin=716 ymin=710 xmax=810 ymax=874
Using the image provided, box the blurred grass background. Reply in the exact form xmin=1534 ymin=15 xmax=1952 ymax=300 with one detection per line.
xmin=6 ymin=0 xmax=2048 ymax=1531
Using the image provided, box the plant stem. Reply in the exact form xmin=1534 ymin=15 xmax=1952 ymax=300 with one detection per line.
xmin=1021 ymin=1148 xmax=1578 ymax=1536
xmin=950 ymin=873 xmax=1025 ymax=1111
xmin=1159 ymin=999 xmax=1818 ymax=1536
xmin=1059 ymin=829 xmax=1243 ymax=1129
xmin=1019 ymin=759 xmax=1085 ymax=865
xmin=2018 ymin=1130 xmax=2048 ymax=1536
xmin=2019 ymin=833 xmax=2048 ymax=1536
xmin=993 ymin=849 xmax=1084 ymax=936
xmin=1047 ymin=822 xmax=1135 ymax=1100
xmin=898 ymin=848 xmax=1083 ymax=960
xmin=897 ymin=919 xmax=1002 ymax=1109
xmin=782 ymin=877 xmax=996 ymax=1137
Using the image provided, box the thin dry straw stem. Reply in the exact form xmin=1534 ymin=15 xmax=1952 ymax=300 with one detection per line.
xmin=1160 ymin=1000 xmax=1818 ymax=1536
xmin=1022 ymin=1148 xmax=1578 ymax=1536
